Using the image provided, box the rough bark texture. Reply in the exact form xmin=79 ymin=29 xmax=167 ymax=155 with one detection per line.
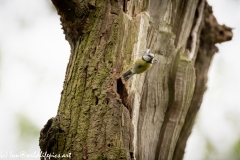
xmin=39 ymin=0 xmax=232 ymax=160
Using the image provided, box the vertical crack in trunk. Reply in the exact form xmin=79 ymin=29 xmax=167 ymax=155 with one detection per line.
xmin=187 ymin=0 xmax=205 ymax=61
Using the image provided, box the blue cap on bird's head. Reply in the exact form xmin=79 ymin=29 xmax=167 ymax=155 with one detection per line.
xmin=146 ymin=51 xmax=154 ymax=58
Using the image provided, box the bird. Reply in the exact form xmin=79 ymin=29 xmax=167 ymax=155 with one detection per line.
xmin=122 ymin=49 xmax=158 ymax=81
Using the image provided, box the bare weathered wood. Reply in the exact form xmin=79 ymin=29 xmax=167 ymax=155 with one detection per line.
xmin=39 ymin=0 xmax=232 ymax=159
xmin=173 ymin=3 xmax=233 ymax=160
xmin=130 ymin=1 xmax=199 ymax=159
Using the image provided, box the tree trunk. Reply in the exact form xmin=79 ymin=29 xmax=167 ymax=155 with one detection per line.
xmin=39 ymin=0 xmax=232 ymax=160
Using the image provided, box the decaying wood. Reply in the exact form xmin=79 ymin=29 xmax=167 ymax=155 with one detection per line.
xmin=39 ymin=0 xmax=232 ymax=159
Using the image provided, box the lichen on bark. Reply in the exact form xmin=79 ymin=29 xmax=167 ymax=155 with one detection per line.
xmin=40 ymin=1 xmax=133 ymax=159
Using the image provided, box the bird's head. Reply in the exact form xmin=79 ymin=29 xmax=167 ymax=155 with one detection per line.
xmin=142 ymin=50 xmax=155 ymax=63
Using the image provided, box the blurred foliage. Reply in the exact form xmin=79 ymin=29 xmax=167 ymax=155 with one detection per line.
xmin=16 ymin=112 xmax=40 ymax=144
xmin=231 ymin=139 xmax=240 ymax=160
xmin=203 ymin=138 xmax=217 ymax=160
xmin=200 ymin=129 xmax=240 ymax=160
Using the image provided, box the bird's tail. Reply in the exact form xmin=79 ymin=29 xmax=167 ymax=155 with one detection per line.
xmin=122 ymin=70 xmax=134 ymax=81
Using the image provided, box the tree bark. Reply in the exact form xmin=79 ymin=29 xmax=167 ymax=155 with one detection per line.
xmin=173 ymin=3 xmax=232 ymax=160
xmin=39 ymin=0 xmax=232 ymax=160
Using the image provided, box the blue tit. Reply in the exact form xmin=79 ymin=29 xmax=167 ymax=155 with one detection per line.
xmin=122 ymin=50 xmax=158 ymax=81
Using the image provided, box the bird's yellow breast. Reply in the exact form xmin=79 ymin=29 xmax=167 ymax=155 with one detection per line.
xmin=131 ymin=57 xmax=152 ymax=74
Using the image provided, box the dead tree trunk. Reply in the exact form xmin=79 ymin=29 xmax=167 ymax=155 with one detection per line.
xmin=39 ymin=0 xmax=232 ymax=159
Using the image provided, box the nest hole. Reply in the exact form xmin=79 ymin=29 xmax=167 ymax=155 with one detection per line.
xmin=95 ymin=96 xmax=99 ymax=105
xmin=117 ymin=78 xmax=129 ymax=108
